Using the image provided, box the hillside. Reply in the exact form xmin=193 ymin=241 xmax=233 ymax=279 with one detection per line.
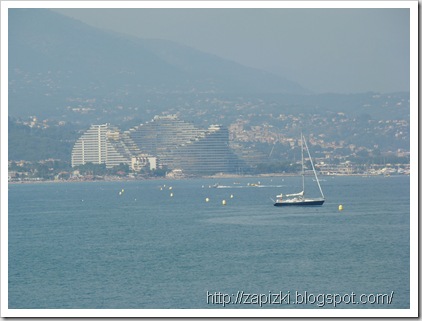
xmin=8 ymin=9 xmax=308 ymax=119
xmin=7 ymin=9 xmax=410 ymax=166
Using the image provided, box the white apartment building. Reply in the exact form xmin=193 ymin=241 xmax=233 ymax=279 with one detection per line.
xmin=71 ymin=124 xmax=152 ymax=170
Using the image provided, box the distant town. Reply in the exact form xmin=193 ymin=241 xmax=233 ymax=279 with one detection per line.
xmin=8 ymin=9 xmax=411 ymax=183
xmin=8 ymin=94 xmax=410 ymax=183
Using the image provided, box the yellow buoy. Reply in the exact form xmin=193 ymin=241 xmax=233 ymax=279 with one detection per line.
xmin=169 ymin=186 xmax=173 ymax=190
xmin=205 ymin=197 xmax=210 ymax=202
xmin=222 ymin=200 xmax=226 ymax=205
xmin=338 ymin=204 xmax=343 ymax=211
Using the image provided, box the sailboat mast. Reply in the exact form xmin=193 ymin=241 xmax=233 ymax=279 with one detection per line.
xmin=303 ymin=135 xmax=325 ymax=199
xmin=301 ymin=132 xmax=305 ymax=196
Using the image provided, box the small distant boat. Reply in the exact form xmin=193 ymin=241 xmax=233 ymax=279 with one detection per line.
xmin=274 ymin=133 xmax=325 ymax=207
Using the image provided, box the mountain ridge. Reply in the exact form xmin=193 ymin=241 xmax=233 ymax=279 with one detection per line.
xmin=8 ymin=9 xmax=309 ymax=118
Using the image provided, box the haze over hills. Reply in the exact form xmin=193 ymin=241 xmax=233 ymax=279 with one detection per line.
xmin=7 ymin=8 xmax=410 ymax=167
xmin=9 ymin=9 xmax=308 ymax=119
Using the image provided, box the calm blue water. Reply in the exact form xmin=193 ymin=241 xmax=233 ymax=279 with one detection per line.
xmin=8 ymin=176 xmax=410 ymax=309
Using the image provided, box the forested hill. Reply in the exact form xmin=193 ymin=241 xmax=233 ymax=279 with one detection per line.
xmin=9 ymin=9 xmax=307 ymax=119
xmin=8 ymin=117 xmax=80 ymax=161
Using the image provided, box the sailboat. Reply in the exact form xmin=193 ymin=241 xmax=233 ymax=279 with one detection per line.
xmin=273 ymin=133 xmax=325 ymax=206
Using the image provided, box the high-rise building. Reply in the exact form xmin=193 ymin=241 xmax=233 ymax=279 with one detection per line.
xmin=72 ymin=117 xmax=245 ymax=175
xmin=71 ymin=124 xmax=155 ymax=170
xmin=126 ymin=115 xmax=244 ymax=175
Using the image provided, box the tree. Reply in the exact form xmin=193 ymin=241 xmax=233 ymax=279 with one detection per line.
xmin=76 ymin=163 xmax=107 ymax=176
xmin=110 ymin=163 xmax=130 ymax=176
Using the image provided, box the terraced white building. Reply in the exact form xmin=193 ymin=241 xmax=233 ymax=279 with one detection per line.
xmin=72 ymin=117 xmax=244 ymax=175
xmin=126 ymin=115 xmax=243 ymax=175
xmin=71 ymin=124 xmax=154 ymax=170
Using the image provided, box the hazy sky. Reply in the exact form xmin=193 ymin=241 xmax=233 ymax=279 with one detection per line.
xmin=52 ymin=6 xmax=411 ymax=94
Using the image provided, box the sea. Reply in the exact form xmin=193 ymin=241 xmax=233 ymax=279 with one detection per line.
xmin=8 ymin=175 xmax=411 ymax=311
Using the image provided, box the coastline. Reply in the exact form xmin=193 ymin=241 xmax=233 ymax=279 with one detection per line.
xmin=7 ymin=172 xmax=408 ymax=185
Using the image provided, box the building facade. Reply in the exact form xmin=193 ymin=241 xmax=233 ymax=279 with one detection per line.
xmin=71 ymin=124 xmax=155 ymax=170
xmin=72 ymin=118 xmax=244 ymax=175
xmin=126 ymin=115 xmax=243 ymax=175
